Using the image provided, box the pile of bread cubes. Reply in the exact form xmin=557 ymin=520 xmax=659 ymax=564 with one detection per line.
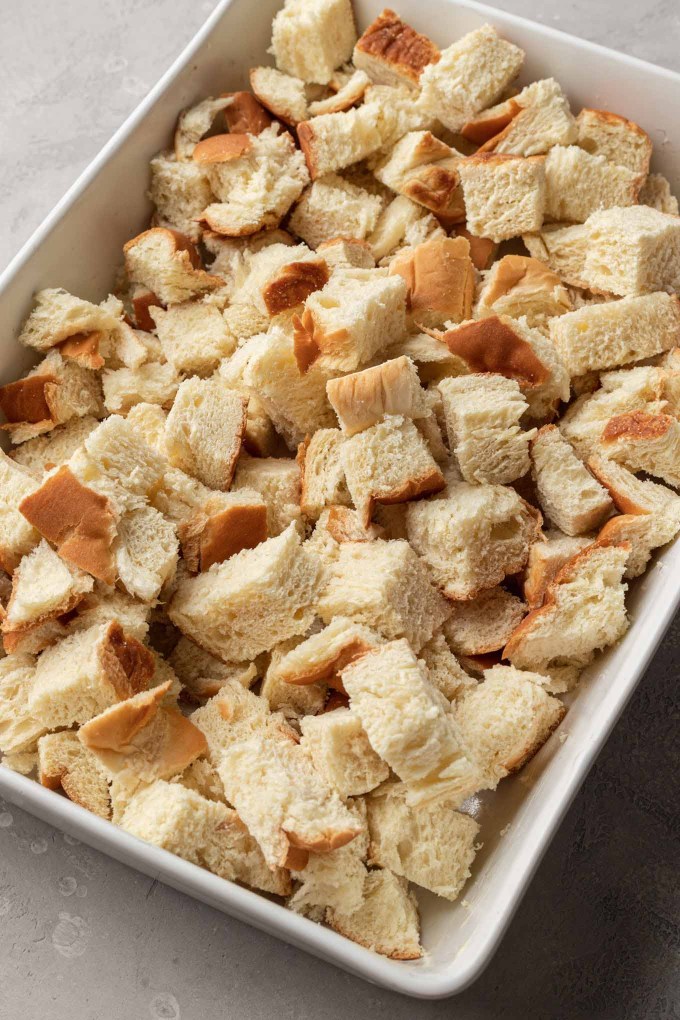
xmin=1 ymin=0 xmax=680 ymax=962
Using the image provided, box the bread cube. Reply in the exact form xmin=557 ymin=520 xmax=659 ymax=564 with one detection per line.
xmin=37 ymin=731 xmax=111 ymax=818
xmin=522 ymin=221 xmax=592 ymax=289
xmin=316 ymin=236 xmax=375 ymax=271
xmin=374 ymin=131 xmax=465 ymax=220
xmin=406 ymin=483 xmax=541 ymax=599
xmin=576 ymin=108 xmax=652 ymax=175
xmin=120 ymin=780 xmax=228 ymax=863
xmin=148 ymin=154 xmax=214 ymax=243
xmin=81 ymin=413 xmax=167 ymax=499
xmin=222 ymin=91 xmax=272 ymax=135
xmin=289 ymin=829 xmax=368 ymax=918
xmin=458 ymin=153 xmax=546 ymax=242
xmin=599 ymin=411 xmax=680 ymax=489
xmin=275 ymin=617 xmax=379 ymax=687
xmin=114 ymin=504 xmax=178 ymax=602
xmin=473 ymin=78 xmax=577 ymax=157
xmin=327 ymin=356 xmax=429 ymax=436
xmin=388 ymin=236 xmax=474 ymax=328
xmin=102 ymin=361 xmax=179 ymax=415
xmin=169 ymin=524 xmax=322 ymax=662
xmin=178 ymin=489 xmax=268 ymax=573
xmin=300 ymin=708 xmax=389 ymax=796
xmin=0 ymin=451 xmax=40 ymax=573
xmin=438 ymin=374 xmax=534 ymax=485
xmin=523 ymin=531 xmax=592 ymax=609
xmin=151 ymin=299 xmax=234 ymax=376
xmin=298 ymin=428 xmax=350 ymax=519
xmin=353 ymin=8 xmax=439 ymax=88
xmin=367 ymin=782 xmax=479 ymax=900
xmin=318 ymin=538 xmax=451 ymax=651
xmin=200 ymin=808 xmax=292 ymax=896
xmin=293 ymin=270 xmax=407 ymax=373
xmin=420 ymin=23 xmax=524 ymax=132
xmin=586 ymin=204 xmax=680 ymax=294
xmin=17 ymin=288 xmax=120 ymax=352
xmin=169 ymin=636 xmax=256 ymax=703
xmin=289 ymin=174 xmax=383 ymax=249
xmin=475 ymin=254 xmax=572 ymax=331
xmin=0 ymin=654 xmax=47 ymax=754
xmin=418 ymin=632 xmax=475 ymax=701
xmin=327 ymin=868 xmax=422 ymax=960
xmin=531 ymin=425 xmax=613 ymax=535
xmin=544 ymin=145 xmax=642 ymax=223
xmin=173 ymin=96 xmax=233 ymax=161
xmin=10 ymin=415 xmax=98 ymax=475
xmin=233 ymin=453 xmax=302 ymax=535
xmin=368 ymin=194 xmax=444 ymax=263
xmin=639 ymin=173 xmax=679 ymax=215
xmin=549 ymin=292 xmax=680 ymax=375
xmin=260 ymin=640 xmax=327 ymax=721
xmin=165 ymin=377 xmax=247 ymax=490
xmin=443 ymin=586 xmax=526 ymax=655
xmin=249 ymin=66 xmax=308 ymax=125
xmin=123 ymin=228 xmax=221 ymax=305
xmin=270 ymin=0 xmax=356 ymax=85
xmin=297 ymin=103 xmax=395 ymax=180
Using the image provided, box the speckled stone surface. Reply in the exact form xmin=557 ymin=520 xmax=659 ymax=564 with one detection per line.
xmin=1 ymin=2 xmax=680 ymax=1018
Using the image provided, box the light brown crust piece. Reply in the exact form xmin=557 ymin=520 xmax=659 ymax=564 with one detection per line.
xmin=99 ymin=621 xmax=156 ymax=699
xmin=222 ymin=91 xmax=272 ymax=135
xmin=80 ymin=682 xmax=169 ymax=750
xmin=0 ymin=375 xmax=56 ymax=426
xmin=480 ymin=254 xmax=566 ymax=310
xmin=461 ymin=97 xmax=522 ymax=145
xmin=292 ymin=307 xmax=348 ymax=373
xmin=364 ymin=465 xmax=446 ymax=529
xmin=600 ymin=411 xmax=673 ymax=444
xmin=58 ymin=330 xmax=105 ymax=370
xmin=262 ymin=260 xmax=330 ymax=316
xmin=354 ymin=8 xmax=440 ymax=85
xmin=179 ymin=502 xmax=268 ymax=573
xmin=586 ymin=459 xmax=648 ymax=515
xmin=389 ymin=235 xmax=474 ymax=323
xmin=19 ymin=466 xmax=118 ymax=585
xmin=280 ymin=637 xmax=375 ymax=688
xmin=131 ymin=289 xmax=161 ymax=331
xmin=325 ymin=506 xmax=384 ymax=543
xmin=430 ymin=316 xmax=551 ymax=389
xmin=451 ymin=224 xmax=498 ymax=271
xmin=192 ymin=133 xmax=252 ymax=164
xmin=296 ymin=121 xmax=320 ymax=181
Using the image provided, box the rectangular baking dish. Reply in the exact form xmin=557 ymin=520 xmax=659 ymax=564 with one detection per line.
xmin=1 ymin=0 xmax=680 ymax=999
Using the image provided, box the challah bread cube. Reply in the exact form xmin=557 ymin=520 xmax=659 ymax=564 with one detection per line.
xmin=443 ymin=586 xmax=526 ymax=656
xmin=530 ymin=425 xmax=613 ymax=534
xmin=549 ymin=292 xmax=680 ymax=376
xmin=307 ymin=68 xmax=371 ymax=116
xmin=289 ymin=175 xmax=383 ymax=249
xmin=0 ymin=654 xmax=47 ymax=754
xmin=388 ymin=235 xmax=474 ymax=328
xmin=418 ymin=632 xmax=476 ymax=701
xmin=168 ymin=524 xmax=322 ymax=662
xmin=420 ymin=23 xmax=524 ymax=132
xmin=368 ymin=194 xmax=443 ymax=263
xmin=470 ymin=78 xmax=577 ymax=157
xmin=598 ymin=411 xmax=680 ymax=489
xmin=458 ymin=153 xmax=546 ymax=242
xmin=523 ymin=531 xmax=592 ymax=608
xmin=79 ymin=413 xmax=166 ymax=499
xmin=406 ymin=483 xmax=541 ymax=600
xmin=504 ymin=540 xmax=629 ymax=672
xmin=148 ymin=154 xmax=214 ymax=243
xmin=326 ymin=868 xmax=422 ymax=961
xmin=16 ymin=287 xmax=122 ymax=353
xmin=10 ymin=415 xmax=98 ymax=475
xmin=102 ymin=361 xmax=179 ymax=416
xmin=298 ymin=428 xmax=350 ymax=519
xmin=289 ymin=829 xmax=368 ymax=919
xmin=318 ymin=539 xmax=451 ymax=651
xmin=300 ymin=708 xmax=389 ymax=797
xmin=373 ymin=131 xmax=465 ymax=221
xmin=0 ymin=451 xmax=41 ymax=573
xmin=178 ymin=489 xmax=268 ymax=573
xmin=367 ymin=781 xmax=479 ymax=900
xmin=173 ymin=96 xmax=233 ymax=161
xmin=582 ymin=205 xmax=680 ymax=296
xmin=270 ymin=0 xmax=356 ymax=85
xmin=326 ymin=356 xmax=429 ymax=436
xmin=27 ymin=621 xmax=154 ymax=728
xmin=222 ymin=91 xmax=273 ymax=135
xmin=274 ymin=617 xmax=379 ymax=688
xmin=114 ymin=505 xmax=179 ymax=602
xmin=169 ymin=636 xmax=257 ymax=703
xmin=639 ymin=173 xmax=679 ymax=215
xmin=260 ymin=639 xmax=327 ymax=722
xmin=297 ymin=101 xmax=399 ymax=180
xmin=438 ymin=374 xmax=535 ymax=485
xmin=200 ymin=808 xmax=292 ymax=896
xmin=293 ymin=270 xmax=407 ymax=374
xmin=576 ymin=108 xmax=652 ymax=175
xmin=316 ymin=236 xmax=375 ymax=271
xmin=120 ymin=780 xmax=228 ymax=863
xmin=37 ymin=731 xmax=111 ymax=818
xmin=475 ymin=254 xmax=572 ymax=330
xmin=123 ymin=228 xmax=221 ymax=305
xmin=454 ymin=664 xmax=565 ymax=784
xmin=341 ymin=414 xmax=445 ymax=527
xmin=165 ymin=377 xmax=247 ymax=490
xmin=353 ymin=8 xmax=439 ymax=89
xmin=249 ymin=66 xmax=308 ymax=125
xmin=151 ymin=300 xmax=234 ymax=376
xmin=544 ymin=145 xmax=643 ymax=223
xmin=522 ymin=221 xmax=592 ymax=289
xmin=232 ymin=453 xmax=302 ymax=535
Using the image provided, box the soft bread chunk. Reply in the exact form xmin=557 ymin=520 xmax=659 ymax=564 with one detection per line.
xmin=475 ymin=254 xmax=572 ymax=330
xmin=307 ymin=68 xmax=371 ymax=116
xmin=419 ymin=24 xmax=524 ymax=132
xmin=17 ymin=288 xmax=120 ymax=353
xmin=169 ymin=636 xmax=257 ymax=703
xmin=123 ymin=228 xmax=221 ymax=305
xmin=418 ymin=632 xmax=475 ymax=701
xmin=443 ymin=586 xmax=526 ymax=655
xmin=368 ymin=194 xmax=444 ymax=263
xmin=222 ymin=91 xmax=273 ymax=134
xmin=69 ymin=585 xmax=150 ymax=643
xmin=0 ymin=451 xmax=40 ymax=573
xmin=174 ymin=96 xmax=233 ymax=161
xmin=341 ymin=639 xmax=480 ymax=797
xmin=275 ymin=616 xmax=379 ymax=687
xmin=178 ymin=489 xmax=268 ymax=573
xmin=474 ymin=78 xmax=577 ymax=157
xmin=165 ymin=377 xmax=247 ymax=490
xmin=270 ymin=0 xmax=356 ymax=84
xmin=298 ymin=428 xmax=350 ymax=519
xmin=457 ymin=154 xmax=546 ymax=242
xmin=0 ymin=654 xmax=47 ymax=754
xmin=438 ymin=374 xmax=534 ymax=485
xmin=289 ymin=809 xmax=368 ymax=918
xmin=326 ymin=356 xmax=429 ymax=436
xmin=10 ymin=415 xmax=98 ymax=475
xmin=504 ymin=541 xmax=629 ymax=671
xmin=289 ymin=175 xmax=383 ymax=249
xmin=78 ymin=413 xmax=167 ymax=500
xmin=598 ymin=411 xmax=680 ymax=489
xmin=327 ymin=867 xmax=421 ymax=960
xmin=249 ymin=66 xmax=308 ymax=124
xmin=454 ymin=664 xmax=565 ymax=783
xmin=576 ymin=108 xmax=652 ymax=175
xmin=549 ymin=293 xmax=680 ymax=376
xmin=531 ymin=425 xmax=613 ymax=535
xmin=120 ymin=780 xmax=228 ymax=863
xmin=200 ymin=808 xmax=292 ymax=896
xmin=388 ymin=236 xmax=474 ymax=327
xmin=300 ymin=708 xmax=389 ymax=796
xmin=523 ymin=531 xmax=592 ymax=608
xmin=522 ymin=221 xmax=592 ymax=289
xmin=373 ymin=132 xmax=465 ymax=221
xmin=151 ymin=300 xmax=234 ymax=376
xmin=102 ymin=361 xmax=179 ymax=415
xmin=582 ymin=205 xmax=680 ymax=296
xmin=113 ymin=505 xmax=178 ymax=603
xmin=340 ymin=414 xmax=445 ymax=527
xmin=293 ymin=270 xmax=407 ymax=373
xmin=232 ymin=454 xmax=302 ymax=535
xmin=37 ymin=731 xmax=111 ymax=818
xmin=318 ymin=539 xmax=451 ymax=651
xmin=316 ymin=236 xmax=375 ymax=271
xmin=322 ymin=506 xmax=384 ymax=544
xmin=27 ymin=621 xmax=154 ymax=728
xmin=353 ymin=8 xmax=439 ymax=88
xmin=122 ymin=404 xmax=167 ymax=455
xmin=174 ymin=758 xmax=226 ymax=802
xmin=544 ymin=145 xmax=642 ymax=223
xmin=367 ymin=781 xmax=479 ymax=900
xmin=260 ymin=640 xmax=327 ymax=721
xmin=149 ymin=154 xmax=214 ymax=243
xmin=169 ymin=524 xmax=322 ymax=662
xmin=639 ymin=173 xmax=679 ymax=215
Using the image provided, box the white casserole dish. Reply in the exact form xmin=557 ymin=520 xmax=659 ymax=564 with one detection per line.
xmin=1 ymin=0 xmax=679 ymax=999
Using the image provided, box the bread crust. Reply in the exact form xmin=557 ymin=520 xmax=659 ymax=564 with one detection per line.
xmin=58 ymin=330 xmax=105 ymax=370
xmin=354 ymin=8 xmax=440 ymax=86
xmin=0 ymin=374 xmax=56 ymax=426
xmin=292 ymin=307 xmax=347 ymax=373
xmin=364 ymin=465 xmax=446 ymax=529
xmin=601 ymin=410 xmax=672 ymax=444
xmin=100 ymin=621 xmax=155 ymax=699
xmin=192 ymin=133 xmax=252 ymax=164
xmin=461 ymin=97 xmax=522 ymax=145
xmin=389 ymin=235 xmax=474 ymax=324
xmin=280 ymin=637 xmax=375 ymax=687
xmin=179 ymin=502 xmax=268 ymax=573
xmin=222 ymin=91 xmax=272 ymax=135
xmin=325 ymin=506 xmax=384 ymax=543
xmin=131 ymin=289 xmax=161 ymax=331
xmin=587 ymin=457 xmax=649 ymax=515
xmin=431 ymin=316 xmax=551 ymax=388
xmin=296 ymin=120 xmax=320 ymax=180
xmin=262 ymin=260 xmax=329 ymax=316
xmin=123 ymin=227 xmax=204 ymax=270
xmin=451 ymin=224 xmax=498 ymax=270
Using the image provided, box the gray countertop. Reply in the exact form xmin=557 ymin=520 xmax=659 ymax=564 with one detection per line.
xmin=1 ymin=2 xmax=679 ymax=1017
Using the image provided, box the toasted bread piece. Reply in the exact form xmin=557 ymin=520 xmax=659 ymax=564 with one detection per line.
xmin=308 ymin=69 xmax=371 ymax=116
xmin=0 ymin=350 xmax=103 ymax=443
xmin=639 ymin=173 xmax=679 ymax=215
xmin=531 ymin=425 xmax=613 ymax=534
xmin=275 ymin=616 xmax=379 ymax=688
xmin=289 ymin=174 xmax=383 ymax=249
xmin=124 ymin=228 xmax=221 ymax=305
xmin=165 ymin=377 xmax=247 ymax=490
xmin=298 ymin=429 xmax=351 ymax=519
xmin=37 ymin=731 xmax=111 ymax=818
xmin=374 ymin=131 xmax=465 ymax=220
xmin=443 ymin=586 xmax=526 ymax=656
xmin=326 ymin=356 xmax=428 ymax=436
xmin=473 ymin=78 xmax=577 ymax=156
xmin=120 ymin=779 xmax=228 ymax=863
xmin=201 ymin=808 xmax=292 ymax=896
xmin=544 ymin=145 xmax=642 ymax=223
xmin=326 ymin=868 xmax=422 ymax=960
xmin=582 ymin=205 xmax=680 ymax=296
xmin=151 ymin=299 xmax=234 ymax=376
xmin=249 ymin=66 xmax=308 ymax=125
xmin=270 ymin=0 xmax=356 ymax=85
xmin=222 ymin=91 xmax=273 ymax=134
xmin=178 ymin=489 xmax=268 ymax=573
xmin=576 ymin=108 xmax=652 ymax=175
xmin=388 ymin=236 xmax=474 ymax=328
xmin=300 ymin=708 xmax=389 ymax=797
xmin=316 ymin=236 xmax=375 ymax=270
xmin=458 ymin=153 xmax=546 ymax=242
xmin=523 ymin=531 xmax=592 ymax=608
xmin=17 ymin=288 xmax=121 ymax=353
xmin=598 ymin=411 xmax=680 ymax=489
xmin=0 ymin=654 xmax=47 ymax=754
xmin=260 ymin=638 xmax=327 ymax=721
xmin=174 ymin=96 xmax=233 ymax=161
xmin=353 ymin=9 xmax=439 ymax=89
xmin=476 ymin=254 xmax=572 ymax=330
xmin=233 ymin=454 xmax=302 ymax=535
xmin=297 ymin=96 xmax=407 ymax=180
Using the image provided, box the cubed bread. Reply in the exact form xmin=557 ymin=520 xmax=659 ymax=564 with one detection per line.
xmin=270 ymin=0 xmax=356 ymax=84
xmin=297 ymin=103 xmax=396 ymax=180
xmin=222 ymin=91 xmax=273 ymax=135
xmin=178 ymin=489 xmax=268 ymax=573
xmin=472 ymin=78 xmax=577 ymax=156
xmin=340 ymin=414 xmax=445 ymax=527
xmin=289 ymin=829 xmax=368 ymax=918
xmin=454 ymin=664 xmax=565 ymax=783
xmin=169 ymin=524 xmax=321 ymax=662
xmin=260 ymin=639 xmax=327 ymax=721
xmin=151 ymin=300 xmax=234 ymax=376
xmin=419 ymin=23 xmax=524 ymax=132
xmin=27 ymin=621 xmax=154 ymax=728
xmin=406 ymin=484 xmax=541 ymax=599
xmin=249 ymin=66 xmax=308 ymax=124
xmin=353 ymin=8 xmax=439 ymax=88
xmin=368 ymin=194 xmax=443 ymax=263
xmin=523 ymin=531 xmax=592 ymax=608
xmin=148 ymin=154 xmax=214 ymax=243
xmin=598 ymin=411 xmax=680 ymax=489
xmin=120 ymin=780 xmax=228 ymax=863
xmin=0 ymin=451 xmax=40 ymax=573
xmin=274 ymin=616 xmax=379 ymax=687
xmin=326 ymin=868 xmax=422 ymax=960
xmin=289 ymin=174 xmax=383 ymax=249
xmin=69 ymin=585 xmax=151 ymax=643
xmin=373 ymin=131 xmax=465 ymax=220
xmin=582 ymin=205 xmax=680 ymax=296
xmin=165 ymin=377 xmax=247 ymax=490
xmin=200 ymin=807 xmax=292 ymax=896
xmin=16 ymin=288 xmax=122 ymax=353
xmin=544 ymin=145 xmax=642 ymax=223
xmin=114 ymin=505 xmax=179 ymax=602
xmin=102 ymin=361 xmax=179 ymax=415
xmin=318 ymin=538 xmax=451 ymax=651
xmin=316 ymin=236 xmax=375 ymax=270
xmin=522 ymin=221 xmax=592 ymax=289
xmin=293 ymin=270 xmax=407 ymax=373
xmin=298 ymin=428 xmax=350 ymax=519
xmin=503 ymin=540 xmax=629 ymax=671
xmin=123 ymin=228 xmax=221 ymax=305
xmin=327 ymin=356 xmax=428 ymax=437
xmin=549 ymin=292 xmax=680 ymax=376
xmin=530 ymin=425 xmax=613 ymax=534
xmin=458 ymin=153 xmax=546 ymax=242
xmin=576 ymin=107 xmax=652 ymax=175
xmin=438 ymin=374 xmax=534 ymax=485
xmin=300 ymin=708 xmax=389 ymax=796
xmin=174 ymin=96 xmax=233 ymax=161
xmin=418 ymin=632 xmax=475 ymax=701
xmin=37 ymin=731 xmax=111 ymax=818
xmin=0 ymin=654 xmax=47 ymax=754
xmin=367 ymin=781 xmax=479 ymax=900
xmin=169 ymin=636 xmax=257 ymax=703
xmin=10 ymin=415 xmax=99 ymax=475
xmin=78 ymin=413 xmax=167 ymax=500
xmin=639 ymin=173 xmax=679 ymax=215
xmin=443 ymin=586 xmax=526 ymax=655
xmin=388 ymin=236 xmax=474 ymax=327
xmin=475 ymin=254 xmax=572 ymax=331
xmin=307 ymin=68 xmax=371 ymax=116
xmin=232 ymin=453 xmax=302 ymax=535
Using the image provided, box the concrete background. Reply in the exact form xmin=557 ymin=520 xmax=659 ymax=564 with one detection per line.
xmin=1 ymin=1 xmax=679 ymax=1017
